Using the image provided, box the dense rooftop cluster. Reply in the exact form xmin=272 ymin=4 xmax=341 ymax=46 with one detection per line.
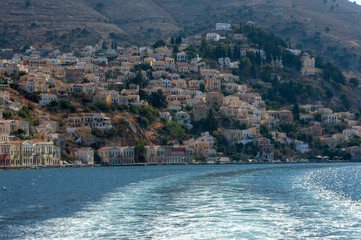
xmin=0 ymin=23 xmax=360 ymax=167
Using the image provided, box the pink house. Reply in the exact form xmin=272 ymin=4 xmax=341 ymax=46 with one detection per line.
xmin=0 ymin=142 xmax=11 ymax=166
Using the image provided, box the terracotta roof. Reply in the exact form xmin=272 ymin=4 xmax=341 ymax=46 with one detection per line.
xmin=98 ymin=147 xmax=114 ymax=150
xmin=79 ymin=147 xmax=92 ymax=151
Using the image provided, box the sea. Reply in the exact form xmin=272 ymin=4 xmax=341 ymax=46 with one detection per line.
xmin=0 ymin=163 xmax=361 ymax=239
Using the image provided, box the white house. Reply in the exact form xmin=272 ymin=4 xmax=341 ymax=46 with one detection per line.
xmin=216 ymin=23 xmax=231 ymax=31
xmin=343 ymin=128 xmax=357 ymax=138
xmin=177 ymin=52 xmax=188 ymax=62
xmin=175 ymin=111 xmax=191 ymax=126
xmin=78 ymin=147 xmax=94 ymax=165
xmin=218 ymin=57 xmax=231 ymax=68
xmin=206 ymin=33 xmax=221 ymax=42
xmin=159 ymin=112 xmax=172 ymax=121
xmin=322 ymin=114 xmax=339 ymax=125
xmin=296 ymin=141 xmax=309 ymax=153
xmin=39 ymin=94 xmax=57 ymax=106
xmin=196 ymin=132 xmax=216 ymax=148
xmin=162 ymin=79 xmax=171 ymax=88
xmin=120 ymin=146 xmax=135 ymax=164
xmin=242 ymin=129 xmax=253 ymax=145
xmin=301 ymin=53 xmax=315 ymax=69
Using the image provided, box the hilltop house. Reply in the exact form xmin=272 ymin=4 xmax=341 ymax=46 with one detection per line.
xmin=216 ymin=23 xmax=231 ymax=31
xmin=206 ymin=33 xmax=221 ymax=42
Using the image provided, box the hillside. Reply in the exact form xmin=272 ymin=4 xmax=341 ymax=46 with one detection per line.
xmin=0 ymin=0 xmax=126 ymax=50
xmin=82 ymin=0 xmax=180 ymax=41
xmin=1 ymin=0 xmax=361 ymax=71
xmin=2 ymin=23 xmax=361 ymax=164
xmin=4 ymin=86 xmax=164 ymax=148
xmin=152 ymin=0 xmax=361 ymax=72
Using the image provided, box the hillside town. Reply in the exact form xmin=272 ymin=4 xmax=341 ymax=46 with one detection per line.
xmin=0 ymin=22 xmax=361 ymax=168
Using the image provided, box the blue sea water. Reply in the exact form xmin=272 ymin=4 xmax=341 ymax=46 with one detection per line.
xmin=0 ymin=163 xmax=361 ymax=239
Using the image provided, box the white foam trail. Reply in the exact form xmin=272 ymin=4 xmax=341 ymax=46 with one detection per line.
xmin=16 ymin=165 xmax=361 ymax=240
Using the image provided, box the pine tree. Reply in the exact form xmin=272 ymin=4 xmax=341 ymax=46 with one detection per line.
xmin=171 ymin=36 xmax=175 ymax=45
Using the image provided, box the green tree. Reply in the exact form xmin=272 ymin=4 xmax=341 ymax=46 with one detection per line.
xmin=152 ymin=39 xmax=166 ymax=48
xmin=340 ymin=93 xmax=350 ymax=110
xmin=350 ymin=78 xmax=359 ymax=87
xmin=131 ymin=70 xmax=146 ymax=88
xmin=3 ymin=111 xmax=12 ymax=119
xmin=205 ymin=109 xmax=218 ymax=132
xmin=134 ymin=141 xmax=146 ymax=163
xmin=233 ymin=45 xmax=240 ymax=59
xmin=292 ymin=103 xmax=300 ymax=121
xmin=13 ymin=129 xmax=26 ymax=139
xmin=313 ymin=113 xmax=322 ymax=122
xmin=239 ymin=57 xmax=252 ymax=76
xmin=175 ymin=36 xmax=182 ymax=45
xmin=25 ymin=0 xmax=31 ymax=8
xmin=149 ymin=90 xmax=167 ymax=109
xmin=323 ymin=62 xmax=345 ymax=84
xmin=260 ymin=64 xmax=273 ymax=82
xmin=199 ymin=82 xmax=206 ymax=92
xmin=260 ymin=124 xmax=271 ymax=139
xmin=227 ymin=47 xmax=232 ymax=59
xmin=94 ymin=100 xmax=110 ymax=112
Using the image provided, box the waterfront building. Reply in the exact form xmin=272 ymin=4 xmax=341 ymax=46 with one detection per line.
xmin=78 ymin=147 xmax=94 ymax=165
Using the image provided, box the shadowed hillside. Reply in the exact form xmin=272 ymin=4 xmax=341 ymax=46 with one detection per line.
xmin=0 ymin=0 xmax=126 ymax=49
xmin=1 ymin=0 xmax=361 ymax=71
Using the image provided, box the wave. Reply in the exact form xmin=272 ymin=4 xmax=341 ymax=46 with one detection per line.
xmin=9 ymin=164 xmax=361 ymax=239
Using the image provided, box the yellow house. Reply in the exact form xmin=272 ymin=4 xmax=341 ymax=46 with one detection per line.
xmin=31 ymin=140 xmax=59 ymax=166
xmin=9 ymin=141 xmax=21 ymax=166
xmin=165 ymin=57 xmax=175 ymax=64
xmin=188 ymin=80 xmax=200 ymax=89
xmin=194 ymin=140 xmax=210 ymax=156
xmin=250 ymin=127 xmax=261 ymax=137
xmin=206 ymin=78 xmax=221 ymax=92
xmin=152 ymin=61 xmax=166 ymax=71
xmin=143 ymin=57 xmax=156 ymax=66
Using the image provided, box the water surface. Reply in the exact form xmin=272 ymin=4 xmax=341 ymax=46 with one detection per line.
xmin=1 ymin=163 xmax=361 ymax=239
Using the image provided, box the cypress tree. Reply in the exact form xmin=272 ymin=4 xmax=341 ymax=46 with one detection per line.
xmin=227 ymin=47 xmax=232 ymax=59
xmin=233 ymin=45 xmax=240 ymax=59
xmin=292 ymin=103 xmax=300 ymax=121
xmin=175 ymin=36 xmax=182 ymax=45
